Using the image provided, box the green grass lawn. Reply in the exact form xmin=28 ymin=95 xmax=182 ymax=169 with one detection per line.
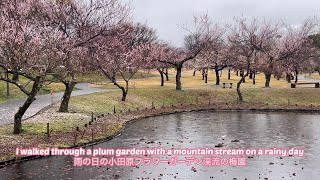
xmin=69 ymin=87 xmax=320 ymax=115
xmin=72 ymin=69 xmax=320 ymax=114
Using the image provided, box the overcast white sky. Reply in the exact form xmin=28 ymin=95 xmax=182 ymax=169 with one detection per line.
xmin=130 ymin=0 xmax=320 ymax=47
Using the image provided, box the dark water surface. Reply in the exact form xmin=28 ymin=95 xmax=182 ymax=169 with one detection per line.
xmin=1 ymin=111 xmax=320 ymax=179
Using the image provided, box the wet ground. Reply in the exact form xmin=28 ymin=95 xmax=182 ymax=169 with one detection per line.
xmin=1 ymin=111 xmax=320 ymax=179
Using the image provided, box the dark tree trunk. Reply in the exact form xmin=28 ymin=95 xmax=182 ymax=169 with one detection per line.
xmin=215 ymin=67 xmax=220 ymax=85
xmin=193 ymin=70 xmax=196 ymax=76
xmin=157 ymin=68 xmax=164 ymax=86
xmin=14 ymin=77 xmax=41 ymax=134
xmin=240 ymin=70 xmax=246 ymax=83
xmin=236 ymin=70 xmax=239 ymax=76
xmin=295 ymin=70 xmax=299 ymax=83
xmin=249 ymin=70 xmax=253 ymax=79
xmin=176 ymin=65 xmax=182 ymax=90
xmin=164 ymin=68 xmax=169 ymax=81
xmin=202 ymin=69 xmax=205 ymax=80
xmin=237 ymin=77 xmax=245 ymax=102
xmin=12 ymin=67 xmax=20 ymax=81
xmin=114 ymin=81 xmax=128 ymax=101
xmin=276 ymin=73 xmax=281 ymax=80
xmin=204 ymin=68 xmax=208 ymax=84
xmin=286 ymin=73 xmax=292 ymax=83
xmin=228 ymin=68 xmax=231 ymax=80
xmin=265 ymin=73 xmax=272 ymax=87
xmin=121 ymin=87 xmax=127 ymax=101
xmin=121 ymin=87 xmax=128 ymax=101
xmin=12 ymin=73 xmax=19 ymax=82
xmin=237 ymin=67 xmax=249 ymax=103
xmin=253 ymin=71 xmax=256 ymax=85
xmin=58 ymin=81 xmax=76 ymax=112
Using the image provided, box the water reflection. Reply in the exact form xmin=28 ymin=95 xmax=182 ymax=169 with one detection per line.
xmin=1 ymin=111 xmax=320 ymax=179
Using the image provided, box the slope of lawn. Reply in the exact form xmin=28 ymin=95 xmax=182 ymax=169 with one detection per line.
xmin=70 ymin=69 xmax=320 ymax=114
xmin=69 ymin=88 xmax=320 ymax=115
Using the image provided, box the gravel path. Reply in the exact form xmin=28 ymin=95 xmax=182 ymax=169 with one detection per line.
xmin=0 ymin=83 xmax=110 ymax=125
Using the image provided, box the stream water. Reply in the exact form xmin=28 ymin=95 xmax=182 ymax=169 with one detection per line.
xmin=1 ymin=111 xmax=320 ymax=179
